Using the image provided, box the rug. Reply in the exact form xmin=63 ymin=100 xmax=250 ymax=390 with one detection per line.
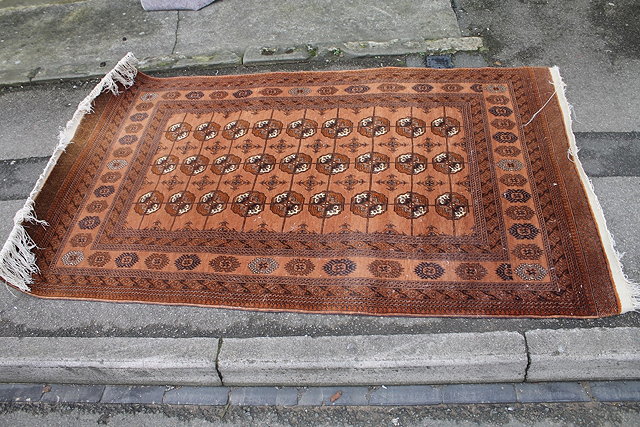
xmin=1 ymin=53 xmax=636 ymax=317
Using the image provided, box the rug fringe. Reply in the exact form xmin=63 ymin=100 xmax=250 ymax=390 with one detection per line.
xmin=550 ymin=66 xmax=639 ymax=313
xmin=0 ymin=52 xmax=139 ymax=292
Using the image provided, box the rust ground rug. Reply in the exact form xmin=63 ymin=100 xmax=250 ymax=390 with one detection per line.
xmin=1 ymin=53 xmax=637 ymax=317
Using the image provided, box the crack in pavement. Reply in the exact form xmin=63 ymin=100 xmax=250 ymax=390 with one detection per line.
xmin=171 ymin=11 xmax=181 ymax=56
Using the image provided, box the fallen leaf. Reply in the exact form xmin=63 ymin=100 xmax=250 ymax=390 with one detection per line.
xmin=329 ymin=391 xmax=342 ymax=403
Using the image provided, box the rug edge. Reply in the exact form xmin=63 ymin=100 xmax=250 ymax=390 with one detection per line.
xmin=5 ymin=63 xmax=635 ymax=316
xmin=0 ymin=53 xmax=139 ymax=292
xmin=550 ymin=66 xmax=639 ymax=314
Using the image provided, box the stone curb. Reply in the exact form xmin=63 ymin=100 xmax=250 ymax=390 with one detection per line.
xmin=0 ymin=37 xmax=483 ymax=86
xmin=525 ymin=327 xmax=640 ymax=382
xmin=0 ymin=337 xmax=221 ymax=386
xmin=218 ymin=332 xmax=527 ymax=386
xmin=1 ymin=381 xmax=639 ymax=406
xmin=242 ymin=37 xmax=483 ymax=65
xmin=0 ymin=328 xmax=638 ymax=387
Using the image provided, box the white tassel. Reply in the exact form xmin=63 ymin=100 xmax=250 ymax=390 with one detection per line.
xmin=0 ymin=53 xmax=139 ymax=292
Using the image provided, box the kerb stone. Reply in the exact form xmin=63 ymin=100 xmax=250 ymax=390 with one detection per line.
xmin=0 ymin=337 xmax=221 ymax=386
xmin=218 ymin=332 xmax=527 ymax=386
xmin=526 ymin=328 xmax=640 ymax=381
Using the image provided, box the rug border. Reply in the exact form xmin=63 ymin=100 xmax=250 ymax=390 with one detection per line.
xmin=550 ymin=66 xmax=638 ymax=313
xmin=0 ymin=53 xmax=138 ymax=292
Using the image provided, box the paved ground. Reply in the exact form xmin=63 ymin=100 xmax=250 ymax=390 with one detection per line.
xmin=0 ymin=0 xmax=461 ymax=83
xmin=0 ymin=0 xmax=639 ymax=423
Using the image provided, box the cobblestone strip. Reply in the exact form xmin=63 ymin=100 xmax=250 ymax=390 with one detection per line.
xmin=1 ymin=382 xmax=639 ymax=406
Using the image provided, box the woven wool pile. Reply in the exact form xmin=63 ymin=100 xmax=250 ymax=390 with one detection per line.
xmin=0 ymin=55 xmax=635 ymax=317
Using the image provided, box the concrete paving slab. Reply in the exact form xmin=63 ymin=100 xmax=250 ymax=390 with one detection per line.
xmin=0 ymin=285 xmax=635 ymax=339
xmin=217 ymin=332 xmax=527 ymax=386
xmin=0 ymin=0 xmax=469 ymax=83
xmin=175 ymin=1 xmax=461 ymax=56
xmin=0 ymin=337 xmax=221 ymax=385
xmin=0 ymin=0 xmax=177 ymax=83
xmin=526 ymin=327 xmax=640 ymax=382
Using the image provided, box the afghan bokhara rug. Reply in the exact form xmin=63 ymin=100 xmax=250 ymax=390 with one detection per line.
xmin=1 ymin=54 xmax=636 ymax=317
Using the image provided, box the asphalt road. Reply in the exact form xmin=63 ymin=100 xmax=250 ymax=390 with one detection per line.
xmin=1 ymin=401 xmax=640 ymax=426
